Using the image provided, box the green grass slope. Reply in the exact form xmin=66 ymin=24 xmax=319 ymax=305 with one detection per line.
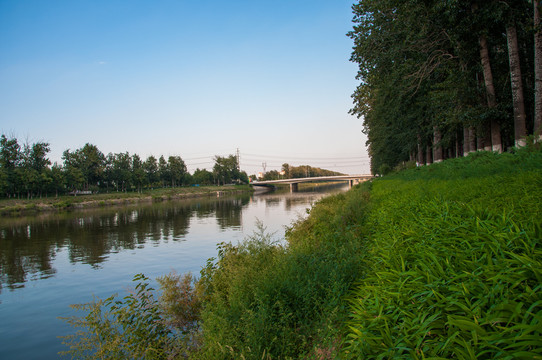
xmin=193 ymin=147 xmax=541 ymax=359
xmin=344 ymin=148 xmax=542 ymax=359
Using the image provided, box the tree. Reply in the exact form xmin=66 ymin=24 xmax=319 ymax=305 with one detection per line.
xmin=79 ymin=143 xmax=105 ymax=189
xmin=192 ymin=168 xmax=213 ymax=185
xmin=0 ymin=134 xmax=21 ymax=197
xmin=212 ymin=155 xmax=247 ymax=185
xmin=49 ymin=163 xmax=65 ymax=197
xmin=143 ymin=155 xmax=159 ymax=187
xmin=507 ymin=24 xmax=528 ymax=146
xmin=64 ymin=166 xmax=84 ymax=192
xmin=535 ymin=0 xmax=542 ymax=140
xmin=28 ymin=142 xmax=52 ymax=197
xmin=167 ymin=156 xmax=187 ymax=187
xmin=262 ymin=170 xmax=280 ymax=181
xmin=349 ymin=0 xmax=536 ymax=172
xmin=62 ymin=144 xmax=105 ymax=190
xmin=479 ymin=31 xmax=502 ymax=151
xmin=281 ymin=163 xmax=290 ymax=178
xmin=132 ymin=154 xmax=146 ymax=193
xmin=158 ymin=156 xmax=169 ymax=187
xmin=19 ymin=144 xmax=38 ymax=198
xmin=111 ymin=152 xmax=132 ymax=192
xmin=19 ymin=141 xmax=51 ymax=198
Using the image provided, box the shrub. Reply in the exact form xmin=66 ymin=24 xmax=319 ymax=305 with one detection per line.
xmin=59 ymin=273 xmax=197 ymax=359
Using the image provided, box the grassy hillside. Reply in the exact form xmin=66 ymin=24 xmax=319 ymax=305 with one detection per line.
xmin=60 ymin=146 xmax=542 ymax=359
xmin=343 ymin=148 xmax=542 ymax=359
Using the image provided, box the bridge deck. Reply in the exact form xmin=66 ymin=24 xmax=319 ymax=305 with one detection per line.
xmin=251 ymin=174 xmax=373 ymax=186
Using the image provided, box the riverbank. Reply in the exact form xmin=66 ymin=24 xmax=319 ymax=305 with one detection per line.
xmin=60 ymin=146 xmax=542 ymax=359
xmin=191 ymin=147 xmax=542 ymax=359
xmin=0 ymin=185 xmax=253 ymax=216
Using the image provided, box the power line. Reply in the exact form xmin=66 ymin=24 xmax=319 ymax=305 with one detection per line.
xmin=241 ymin=152 xmax=369 ymax=161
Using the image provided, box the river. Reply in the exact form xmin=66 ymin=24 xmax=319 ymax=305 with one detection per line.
xmin=0 ymin=184 xmax=347 ymax=359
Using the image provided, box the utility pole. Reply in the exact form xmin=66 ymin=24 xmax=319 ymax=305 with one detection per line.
xmin=262 ymin=162 xmax=267 ymax=173
xmin=236 ymin=148 xmax=240 ymax=170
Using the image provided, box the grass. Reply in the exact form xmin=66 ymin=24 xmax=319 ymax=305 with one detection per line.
xmin=343 ymin=147 xmax=542 ymax=359
xmin=59 ymin=146 xmax=542 ymax=359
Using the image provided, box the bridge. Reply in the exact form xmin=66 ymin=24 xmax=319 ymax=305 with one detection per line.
xmin=250 ymin=174 xmax=373 ymax=192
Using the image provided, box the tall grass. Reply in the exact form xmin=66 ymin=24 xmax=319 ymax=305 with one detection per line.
xmin=194 ymin=192 xmax=369 ymax=359
xmin=344 ymin=148 xmax=542 ymax=359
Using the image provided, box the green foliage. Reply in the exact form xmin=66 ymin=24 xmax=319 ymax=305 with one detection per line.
xmin=192 ymin=168 xmax=213 ymax=185
xmin=277 ymin=164 xmax=344 ymax=179
xmin=194 ymin=195 xmax=367 ymax=359
xmin=60 ymin=274 xmax=183 ymax=359
xmin=156 ymin=272 xmax=202 ymax=336
xmin=343 ymin=147 xmax=542 ymax=358
xmin=1 ymin=133 xmax=248 ymax=199
xmin=212 ymin=155 xmax=248 ymax=185
xmin=349 ymin=0 xmax=536 ymax=173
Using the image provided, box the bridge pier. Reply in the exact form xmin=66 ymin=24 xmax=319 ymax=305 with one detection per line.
xmin=290 ymin=183 xmax=298 ymax=193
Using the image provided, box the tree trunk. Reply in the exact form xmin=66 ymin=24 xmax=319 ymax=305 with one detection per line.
xmin=463 ymin=126 xmax=476 ymax=156
xmin=476 ymin=129 xmax=484 ymax=151
xmin=479 ymin=34 xmax=502 ymax=152
xmin=455 ymin=138 xmax=461 ymax=158
xmin=425 ymin=145 xmax=432 ymax=165
xmin=433 ymin=126 xmax=443 ymax=162
xmin=463 ymin=127 xmax=470 ymax=156
xmin=507 ymin=25 xmax=527 ymax=147
xmin=535 ymin=0 xmax=542 ymax=140
xmin=417 ymin=134 xmax=424 ymax=166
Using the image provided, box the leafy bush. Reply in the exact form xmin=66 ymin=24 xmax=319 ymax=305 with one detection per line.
xmin=59 ymin=273 xmax=198 ymax=359
xmin=194 ymin=202 xmax=367 ymax=359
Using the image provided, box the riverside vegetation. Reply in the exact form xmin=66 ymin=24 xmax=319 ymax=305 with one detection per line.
xmin=0 ymin=185 xmax=253 ymax=215
xmin=59 ymin=146 xmax=542 ymax=359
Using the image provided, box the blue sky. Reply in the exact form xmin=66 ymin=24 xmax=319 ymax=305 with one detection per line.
xmin=0 ymin=0 xmax=369 ymax=175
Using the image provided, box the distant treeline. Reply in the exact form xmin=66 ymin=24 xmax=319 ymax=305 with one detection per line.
xmin=0 ymin=135 xmax=248 ymax=199
xmin=258 ymin=164 xmax=344 ymax=181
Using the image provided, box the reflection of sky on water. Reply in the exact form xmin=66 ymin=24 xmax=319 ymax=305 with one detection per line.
xmin=0 ymin=184 xmax=347 ymax=360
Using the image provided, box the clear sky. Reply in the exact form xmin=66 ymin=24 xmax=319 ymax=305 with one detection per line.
xmin=0 ymin=0 xmax=369 ymax=175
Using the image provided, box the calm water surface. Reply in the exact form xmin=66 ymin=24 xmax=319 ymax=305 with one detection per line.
xmin=0 ymin=184 xmax=346 ymax=359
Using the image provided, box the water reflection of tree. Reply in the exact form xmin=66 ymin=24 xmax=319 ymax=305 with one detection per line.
xmin=0 ymin=200 xmax=202 ymax=292
xmin=0 ymin=222 xmax=59 ymax=290
xmin=215 ymin=196 xmax=250 ymax=230
xmin=0 ymin=190 xmax=332 ymax=293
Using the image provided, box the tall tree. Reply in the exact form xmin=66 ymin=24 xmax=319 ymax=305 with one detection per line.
xmin=25 ymin=142 xmax=52 ymax=197
xmin=167 ymin=156 xmax=187 ymax=187
xmin=112 ymin=152 xmax=132 ymax=192
xmin=132 ymin=154 xmax=146 ymax=193
xmin=213 ymin=155 xmax=246 ymax=185
xmin=158 ymin=156 xmax=169 ymax=187
xmin=143 ymin=155 xmax=159 ymax=187
xmin=79 ymin=143 xmax=105 ymax=189
xmin=192 ymin=168 xmax=213 ymax=185
xmin=507 ymin=24 xmax=528 ymax=146
xmin=535 ymin=0 xmax=542 ymax=140
xmin=0 ymin=135 xmax=21 ymax=197
xmin=479 ymin=33 xmax=502 ymax=151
